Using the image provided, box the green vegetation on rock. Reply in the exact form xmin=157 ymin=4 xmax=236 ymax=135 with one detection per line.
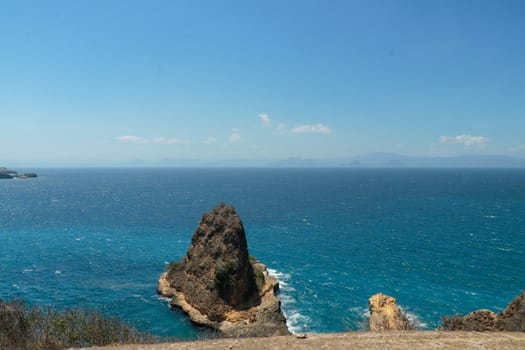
xmin=214 ymin=262 xmax=234 ymax=289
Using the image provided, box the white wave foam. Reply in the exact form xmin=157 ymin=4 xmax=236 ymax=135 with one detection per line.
xmin=399 ymin=306 xmax=427 ymax=329
xmin=350 ymin=306 xmax=370 ymax=330
xmin=267 ymin=268 xmax=290 ymax=280
xmin=353 ymin=306 xmax=370 ymax=319
xmin=497 ymin=247 xmax=512 ymax=251
xmin=267 ymin=268 xmax=311 ymax=334
xmin=156 ymin=295 xmax=173 ymax=307
xmin=130 ymin=293 xmax=155 ymax=304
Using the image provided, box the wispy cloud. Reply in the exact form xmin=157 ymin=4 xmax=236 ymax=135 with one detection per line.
xmin=291 ymin=124 xmax=332 ymax=134
xmin=257 ymin=114 xmax=331 ymax=135
xmin=439 ymin=134 xmax=489 ymax=147
xmin=116 ymin=135 xmax=190 ymax=144
xmin=151 ymin=137 xmax=190 ymax=144
xmin=115 ymin=135 xmax=149 ymax=144
xmin=229 ymin=132 xmax=241 ymax=143
xmin=258 ymin=113 xmax=272 ymax=128
xmin=202 ymin=136 xmax=217 ymax=145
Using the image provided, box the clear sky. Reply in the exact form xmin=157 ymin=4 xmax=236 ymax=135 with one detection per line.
xmin=1 ymin=0 xmax=524 ymax=166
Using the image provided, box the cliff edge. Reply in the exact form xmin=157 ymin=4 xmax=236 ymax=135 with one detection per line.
xmin=158 ymin=203 xmax=289 ymax=337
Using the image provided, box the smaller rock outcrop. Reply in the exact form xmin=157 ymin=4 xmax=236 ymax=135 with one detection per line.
xmin=441 ymin=291 xmax=525 ymax=331
xmin=368 ymin=293 xmax=413 ymax=331
xmin=158 ymin=203 xmax=289 ymax=337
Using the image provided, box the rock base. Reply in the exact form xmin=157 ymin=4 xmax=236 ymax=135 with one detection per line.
xmin=158 ymin=261 xmax=289 ymax=337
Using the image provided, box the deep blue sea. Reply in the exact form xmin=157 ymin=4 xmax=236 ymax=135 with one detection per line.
xmin=1 ymin=168 xmax=525 ymax=339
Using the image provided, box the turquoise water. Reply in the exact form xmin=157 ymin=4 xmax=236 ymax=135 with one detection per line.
xmin=1 ymin=168 xmax=525 ymax=339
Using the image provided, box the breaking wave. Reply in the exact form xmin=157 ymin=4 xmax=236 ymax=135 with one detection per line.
xmin=267 ymin=268 xmax=311 ymax=334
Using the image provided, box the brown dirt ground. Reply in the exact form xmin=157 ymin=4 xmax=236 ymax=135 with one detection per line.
xmin=83 ymin=331 xmax=525 ymax=350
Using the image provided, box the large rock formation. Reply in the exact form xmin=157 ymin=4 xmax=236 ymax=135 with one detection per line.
xmin=158 ymin=203 xmax=289 ymax=337
xmin=368 ymin=293 xmax=413 ymax=331
xmin=441 ymin=292 xmax=525 ymax=331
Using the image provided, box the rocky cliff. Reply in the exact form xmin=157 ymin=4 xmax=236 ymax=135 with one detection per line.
xmin=441 ymin=291 xmax=525 ymax=331
xmin=368 ymin=293 xmax=413 ymax=331
xmin=158 ymin=203 xmax=289 ymax=337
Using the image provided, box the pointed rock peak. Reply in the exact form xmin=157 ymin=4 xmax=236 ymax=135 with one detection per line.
xmin=189 ymin=203 xmax=259 ymax=309
xmin=159 ymin=203 xmax=289 ymax=337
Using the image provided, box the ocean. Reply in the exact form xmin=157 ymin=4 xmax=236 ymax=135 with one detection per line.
xmin=1 ymin=168 xmax=524 ymax=339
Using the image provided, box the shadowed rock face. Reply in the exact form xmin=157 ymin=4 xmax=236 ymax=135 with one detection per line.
xmin=368 ymin=293 xmax=412 ymax=331
xmin=442 ymin=292 xmax=525 ymax=331
xmin=496 ymin=292 xmax=525 ymax=331
xmin=442 ymin=310 xmax=498 ymax=331
xmin=159 ymin=203 xmax=289 ymax=337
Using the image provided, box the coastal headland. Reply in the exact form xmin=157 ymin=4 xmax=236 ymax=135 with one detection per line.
xmin=0 ymin=167 xmax=37 ymax=179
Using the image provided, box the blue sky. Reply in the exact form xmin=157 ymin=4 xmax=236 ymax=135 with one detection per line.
xmin=1 ymin=0 xmax=524 ymax=166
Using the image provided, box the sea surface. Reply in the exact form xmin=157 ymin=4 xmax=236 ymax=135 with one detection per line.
xmin=1 ymin=168 xmax=524 ymax=339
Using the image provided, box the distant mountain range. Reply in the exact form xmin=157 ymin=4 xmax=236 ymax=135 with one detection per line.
xmin=268 ymin=153 xmax=525 ymax=168
xmin=6 ymin=154 xmax=525 ymax=168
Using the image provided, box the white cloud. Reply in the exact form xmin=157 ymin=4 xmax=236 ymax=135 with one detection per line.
xmin=116 ymin=135 xmax=190 ymax=145
xmin=202 ymin=136 xmax=217 ymax=145
xmin=258 ymin=113 xmax=272 ymax=128
xmin=115 ymin=135 xmax=148 ymax=143
xmin=229 ymin=132 xmax=241 ymax=143
xmin=291 ymin=124 xmax=332 ymax=134
xmin=152 ymin=137 xmax=190 ymax=144
xmin=439 ymin=134 xmax=490 ymax=147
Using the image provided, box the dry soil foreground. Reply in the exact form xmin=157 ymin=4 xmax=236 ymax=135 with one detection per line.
xmin=84 ymin=331 xmax=525 ymax=350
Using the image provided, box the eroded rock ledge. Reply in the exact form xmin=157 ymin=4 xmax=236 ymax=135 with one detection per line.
xmin=441 ymin=291 xmax=525 ymax=331
xmin=158 ymin=203 xmax=289 ymax=337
